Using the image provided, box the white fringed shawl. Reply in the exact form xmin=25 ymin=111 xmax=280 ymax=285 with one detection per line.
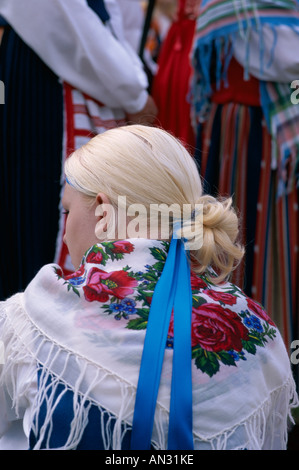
xmin=0 ymin=239 xmax=298 ymax=449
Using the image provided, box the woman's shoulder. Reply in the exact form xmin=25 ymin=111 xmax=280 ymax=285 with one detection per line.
xmin=188 ymin=272 xmax=283 ymax=378
xmin=191 ymin=271 xmax=275 ymax=325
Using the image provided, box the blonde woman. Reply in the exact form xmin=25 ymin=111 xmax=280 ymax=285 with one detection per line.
xmin=0 ymin=125 xmax=297 ymax=450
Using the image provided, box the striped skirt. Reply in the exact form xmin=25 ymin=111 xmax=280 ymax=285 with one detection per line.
xmin=196 ymin=102 xmax=299 ymax=350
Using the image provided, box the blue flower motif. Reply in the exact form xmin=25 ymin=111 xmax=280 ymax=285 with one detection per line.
xmin=244 ymin=317 xmax=253 ymax=328
xmin=121 ymin=298 xmax=136 ymax=308
xmin=121 ymin=298 xmax=137 ymax=315
xmin=123 ymin=306 xmax=137 ymax=315
xmin=251 ymin=315 xmax=263 ymax=332
xmin=110 ymin=303 xmax=123 ymax=312
xmin=166 ymin=335 xmax=174 ymax=349
xmin=243 ymin=314 xmax=263 ymax=332
xmin=228 ymin=350 xmax=240 ymax=361
xmin=109 ymin=299 xmax=138 ymax=319
xmin=68 ymin=275 xmax=86 ymax=287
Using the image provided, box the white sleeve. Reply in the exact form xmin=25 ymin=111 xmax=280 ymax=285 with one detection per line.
xmin=233 ymin=24 xmax=299 ymax=82
xmin=114 ymin=0 xmax=144 ymax=52
xmin=0 ymin=0 xmax=149 ymax=113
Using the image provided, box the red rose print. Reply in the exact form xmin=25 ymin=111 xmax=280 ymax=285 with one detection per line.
xmin=204 ymin=290 xmax=237 ymax=306
xmin=83 ymin=268 xmax=138 ymax=303
xmin=111 ymin=241 xmax=135 ymax=254
xmin=190 ymin=272 xmax=208 ymax=291
xmin=189 ymin=303 xmax=249 ymax=352
xmin=246 ymin=297 xmax=275 ymax=326
xmin=86 ymin=250 xmax=103 ymax=264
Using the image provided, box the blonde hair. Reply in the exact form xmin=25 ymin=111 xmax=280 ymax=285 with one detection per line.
xmin=64 ymin=125 xmax=244 ymax=283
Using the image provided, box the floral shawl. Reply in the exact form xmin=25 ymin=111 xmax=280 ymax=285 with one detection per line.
xmin=0 ymin=239 xmax=297 ymax=449
xmin=191 ymin=0 xmax=299 ymax=195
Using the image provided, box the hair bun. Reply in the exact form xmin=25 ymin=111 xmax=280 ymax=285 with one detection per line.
xmin=189 ymin=195 xmax=244 ymax=283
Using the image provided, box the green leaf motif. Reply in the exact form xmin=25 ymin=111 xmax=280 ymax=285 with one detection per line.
xmin=135 ymin=308 xmax=150 ymax=320
xmin=149 ymin=247 xmax=167 ymax=262
xmin=72 ymin=287 xmax=80 ymax=298
xmin=152 ymin=261 xmax=165 ymax=273
xmin=193 ymin=348 xmax=220 ymax=377
xmin=192 ymin=295 xmax=207 ymax=308
xmin=248 ymin=333 xmax=265 ymax=347
xmin=241 ymin=339 xmax=257 ymax=355
xmin=126 ymin=317 xmax=148 ymax=330
xmin=63 ymin=281 xmax=81 ymax=298
xmin=217 ymin=351 xmax=237 ymax=367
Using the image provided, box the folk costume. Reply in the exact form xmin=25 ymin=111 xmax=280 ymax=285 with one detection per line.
xmin=0 ymin=0 xmax=149 ymax=299
xmin=191 ymin=0 xmax=299 ymax=348
xmin=0 ymin=238 xmax=297 ymax=450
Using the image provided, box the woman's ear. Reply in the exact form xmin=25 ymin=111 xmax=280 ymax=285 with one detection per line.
xmin=94 ymin=193 xmax=116 ymax=239
xmin=94 ymin=192 xmax=111 ymax=218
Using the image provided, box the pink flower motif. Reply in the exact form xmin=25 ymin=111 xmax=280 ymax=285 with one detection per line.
xmin=64 ymin=264 xmax=84 ymax=280
xmin=83 ymin=267 xmax=138 ymax=303
xmin=204 ymin=289 xmax=237 ymax=306
xmin=86 ymin=250 xmax=103 ymax=264
xmin=111 ymin=241 xmax=135 ymax=254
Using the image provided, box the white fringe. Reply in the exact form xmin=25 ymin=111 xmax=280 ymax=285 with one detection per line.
xmin=0 ymin=295 xmax=137 ymax=450
xmin=0 ymin=294 xmax=298 ymax=450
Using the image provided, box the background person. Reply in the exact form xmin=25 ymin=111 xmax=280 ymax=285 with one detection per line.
xmin=191 ymin=0 xmax=299 ymax=352
xmin=0 ymin=0 xmax=157 ymax=300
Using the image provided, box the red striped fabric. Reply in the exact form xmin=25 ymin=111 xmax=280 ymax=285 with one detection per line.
xmin=200 ymin=101 xmax=299 ymax=348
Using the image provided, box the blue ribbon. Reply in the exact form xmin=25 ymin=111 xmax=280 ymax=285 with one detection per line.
xmin=130 ymin=237 xmax=193 ymax=450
